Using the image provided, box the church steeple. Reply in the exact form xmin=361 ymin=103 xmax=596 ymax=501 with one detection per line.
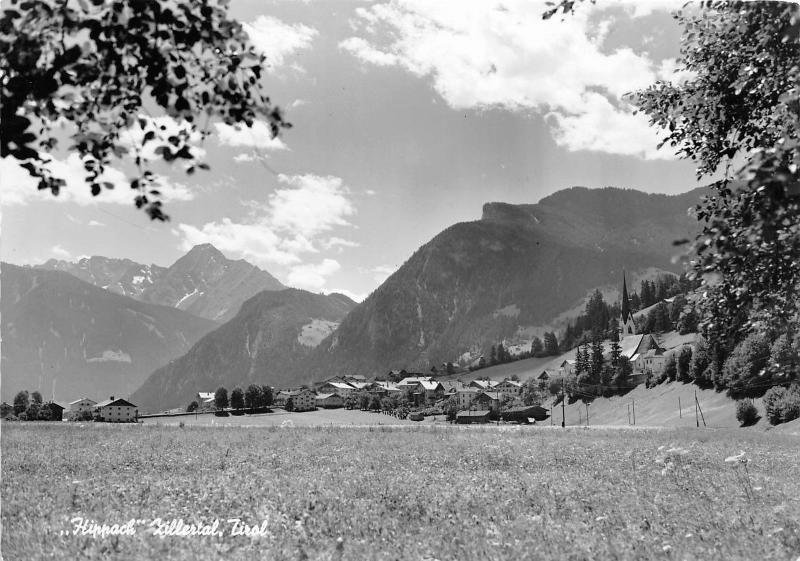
xmin=619 ymin=271 xmax=636 ymax=336
xmin=621 ymin=272 xmax=631 ymax=322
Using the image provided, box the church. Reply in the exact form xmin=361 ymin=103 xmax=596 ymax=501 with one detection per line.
xmin=617 ymin=272 xmax=667 ymax=378
xmin=619 ymin=272 xmax=636 ymax=337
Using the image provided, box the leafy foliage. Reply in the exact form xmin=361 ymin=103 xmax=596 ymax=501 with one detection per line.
xmin=214 ymin=386 xmax=228 ymax=410
xmin=631 ymin=1 xmax=800 ymax=346
xmin=0 ymin=0 xmax=289 ymax=219
xmin=735 ymin=400 xmax=759 ymax=427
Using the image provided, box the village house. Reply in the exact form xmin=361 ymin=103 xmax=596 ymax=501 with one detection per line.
xmin=315 ymin=393 xmax=344 ymax=409
xmin=397 ymin=376 xmax=433 ymax=390
xmin=618 ymin=333 xmax=665 ymax=377
xmin=45 ymin=402 xmax=65 ymax=421
xmin=494 ymin=379 xmax=523 ymax=396
xmin=276 ymin=389 xmax=316 ymax=412
xmin=417 ymin=380 xmax=445 ymax=403
xmin=374 ymin=381 xmax=403 ymax=396
xmin=468 ymin=379 xmax=498 ymax=391
xmin=455 ymin=410 xmax=492 ymax=424
xmin=316 ymin=380 xmax=357 ymax=398
xmin=93 ymin=397 xmax=138 ymax=422
xmin=196 ymin=392 xmax=216 ymax=410
xmin=558 ymin=360 xmax=576 ymax=377
xmin=68 ymin=398 xmax=97 ymax=420
xmin=440 ymin=380 xmax=465 ymax=398
xmin=456 ymin=387 xmax=480 ymax=409
xmin=640 ymin=347 xmax=667 ymax=376
xmin=473 ymin=391 xmax=503 ymax=412
xmin=501 ymin=405 xmax=549 ymax=423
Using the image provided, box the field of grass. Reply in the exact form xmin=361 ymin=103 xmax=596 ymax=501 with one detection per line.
xmin=2 ymin=423 xmax=799 ymax=560
xmin=141 ymin=408 xmax=421 ymax=427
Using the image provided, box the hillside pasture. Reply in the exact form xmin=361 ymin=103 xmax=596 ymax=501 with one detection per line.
xmin=2 ymin=423 xmax=799 ymax=560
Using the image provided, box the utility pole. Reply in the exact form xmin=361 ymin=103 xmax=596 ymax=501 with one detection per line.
xmin=586 ymin=403 xmax=590 ymax=427
xmin=561 ymin=377 xmax=566 ymax=428
xmin=627 ymin=403 xmax=631 ymax=425
xmin=679 ymin=396 xmax=682 ymax=418
xmin=632 ymin=399 xmax=636 ymax=425
xmin=694 ymin=390 xmax=699 ymax=427
xmin=695 ymin=391 xmax=706 ymax=427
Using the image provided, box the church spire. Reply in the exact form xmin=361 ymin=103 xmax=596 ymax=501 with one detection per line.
xmin=621 ymin=271 xmax=631 ymax=322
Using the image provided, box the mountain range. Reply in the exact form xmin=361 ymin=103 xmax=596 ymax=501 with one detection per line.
xmin=39 ymin=244 xmax=285 ymax=323
xmin=3 ymin=186 xmax=707 ymax=412
xmin=0 ymin=263 xmax=218 ymax=403
xmin=293 ymin=186 xmax=704 ymax=379
xmin=130 ymin=289 xmax=356 ymax=412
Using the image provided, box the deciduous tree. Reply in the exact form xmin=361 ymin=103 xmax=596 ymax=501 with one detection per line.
xmin=0 ymin=0 xmax=290 ymax=220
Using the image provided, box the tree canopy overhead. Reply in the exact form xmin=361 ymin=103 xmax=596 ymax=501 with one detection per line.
xmin=630 ymin=1 xmax=799 ymax=345
xmin=547 ymin=1 xmax=799 ymax=348
xmin=0 ymin=0 xmax=290 ymax=220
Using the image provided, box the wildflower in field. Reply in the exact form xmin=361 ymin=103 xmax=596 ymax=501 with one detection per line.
xmin=725 ymin=450 xmax=747 ymax=464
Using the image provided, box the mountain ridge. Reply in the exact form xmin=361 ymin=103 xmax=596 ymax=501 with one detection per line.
xmin=37 ymin=244 xmax=286 ymax=323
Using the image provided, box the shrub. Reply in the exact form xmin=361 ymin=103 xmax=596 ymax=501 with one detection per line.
xmin=779 ymin=386 xmax=800 ymax=424
xmin=763 ymin=385 xmax=800 ymax=425
xmin=735 ymin=400 xmax=759 ymax=426
xmin=214 ymin=411 xmax=229 ymax=417
xmin=722 ymin=333 xmax=771 ymax=398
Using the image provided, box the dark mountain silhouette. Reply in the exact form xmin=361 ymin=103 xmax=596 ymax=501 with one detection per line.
xmin=1 ymin=263 xmax=217 ymax=404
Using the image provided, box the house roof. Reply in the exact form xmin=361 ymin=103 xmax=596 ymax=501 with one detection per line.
xmin=478 ymin=391 xmax=503 ymax=401
xmin=197 ymin=392 xmax=215 ymax=400
xmin=469 ymin=380 xmax=498 ymax=389
xmin=497 ymin=380 xmax=522 ymax=387
xmin=398 ymin=376 xmax=433 ymax=386
xmin=69 ymin=398 xmax=96 ymax=405
xmin=457 ymin=387 xmax=480 ymax=394
xmin=95 ymin=398 xmax=137 ymax=408
xmin=349 ymin=382 xmax=374 ymax=390
xmin=315 ymin=393 xmax=340 ymax=400
xmin=456 ymin=410 xmax=492 ymax=418
xmin=47 ymin=402 xmax=65 ymax=410
xmin=418 ymin=380 xmax=443 ymax=391
xmin=326 ymin=381 xmax=356 ymax=390
xmin=440 ymin=380 xmax=464 ymax=392
xmin=283 ymin=389 xmax=314 ymax=396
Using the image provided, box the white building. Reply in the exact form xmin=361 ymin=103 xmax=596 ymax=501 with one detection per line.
xmin=94 ymin=397 xmax=138 ymax=423
xmin=68 ymin=398 xmax=97 ymax=420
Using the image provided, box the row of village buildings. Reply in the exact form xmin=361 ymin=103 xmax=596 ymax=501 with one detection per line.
xmin=27 ymin=332 xmax=671 ymax=423
xmin=192 ymin=332 xmax=671 ymax=415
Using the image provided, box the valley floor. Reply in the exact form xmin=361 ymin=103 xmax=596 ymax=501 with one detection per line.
xmin=2 ymin=423 xmax=799 ymax=560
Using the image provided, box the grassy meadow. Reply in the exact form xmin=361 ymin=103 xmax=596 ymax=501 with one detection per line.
xmin=2 ymin=423 xmax=799 ymax=560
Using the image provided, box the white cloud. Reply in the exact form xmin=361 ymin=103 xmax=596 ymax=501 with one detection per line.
xmin=87 ymin=220 xmax=105 ymax=227
xmin=244 ymin=15 xmax=318 ymax=71
xmin=269 ymin=174 xmax=355 ymax=238
xmin=233 ymin=153 xmax=258 ymax=163
xmin=0 ymin=154 xmax=196 ymax=207
xmin=341 ymin=0 xmax=679 ymax=160
xmin=287 ymin=258 xmax=341 ymax=290
xmin=51 ymin=245 xmax=71 ymax=259
xmin=175 ymin=174 xmax=356 ymax=270
xmin=324 ymin=288 xmax=368 ymax=303
xmin=214 ymin=121 xmax=289 ymax=150
xmin=324 ymin=237 xmax=360 ymax=250
xmin=371 ymin=264 xmax=397 ymax=284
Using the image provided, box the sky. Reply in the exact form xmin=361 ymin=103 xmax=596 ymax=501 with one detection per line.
xmin=0 ymin=0 xmax=703 ymax=302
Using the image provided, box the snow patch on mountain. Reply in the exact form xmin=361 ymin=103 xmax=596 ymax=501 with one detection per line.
xmin=86 ymin=350 xmax=132 ymax=363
